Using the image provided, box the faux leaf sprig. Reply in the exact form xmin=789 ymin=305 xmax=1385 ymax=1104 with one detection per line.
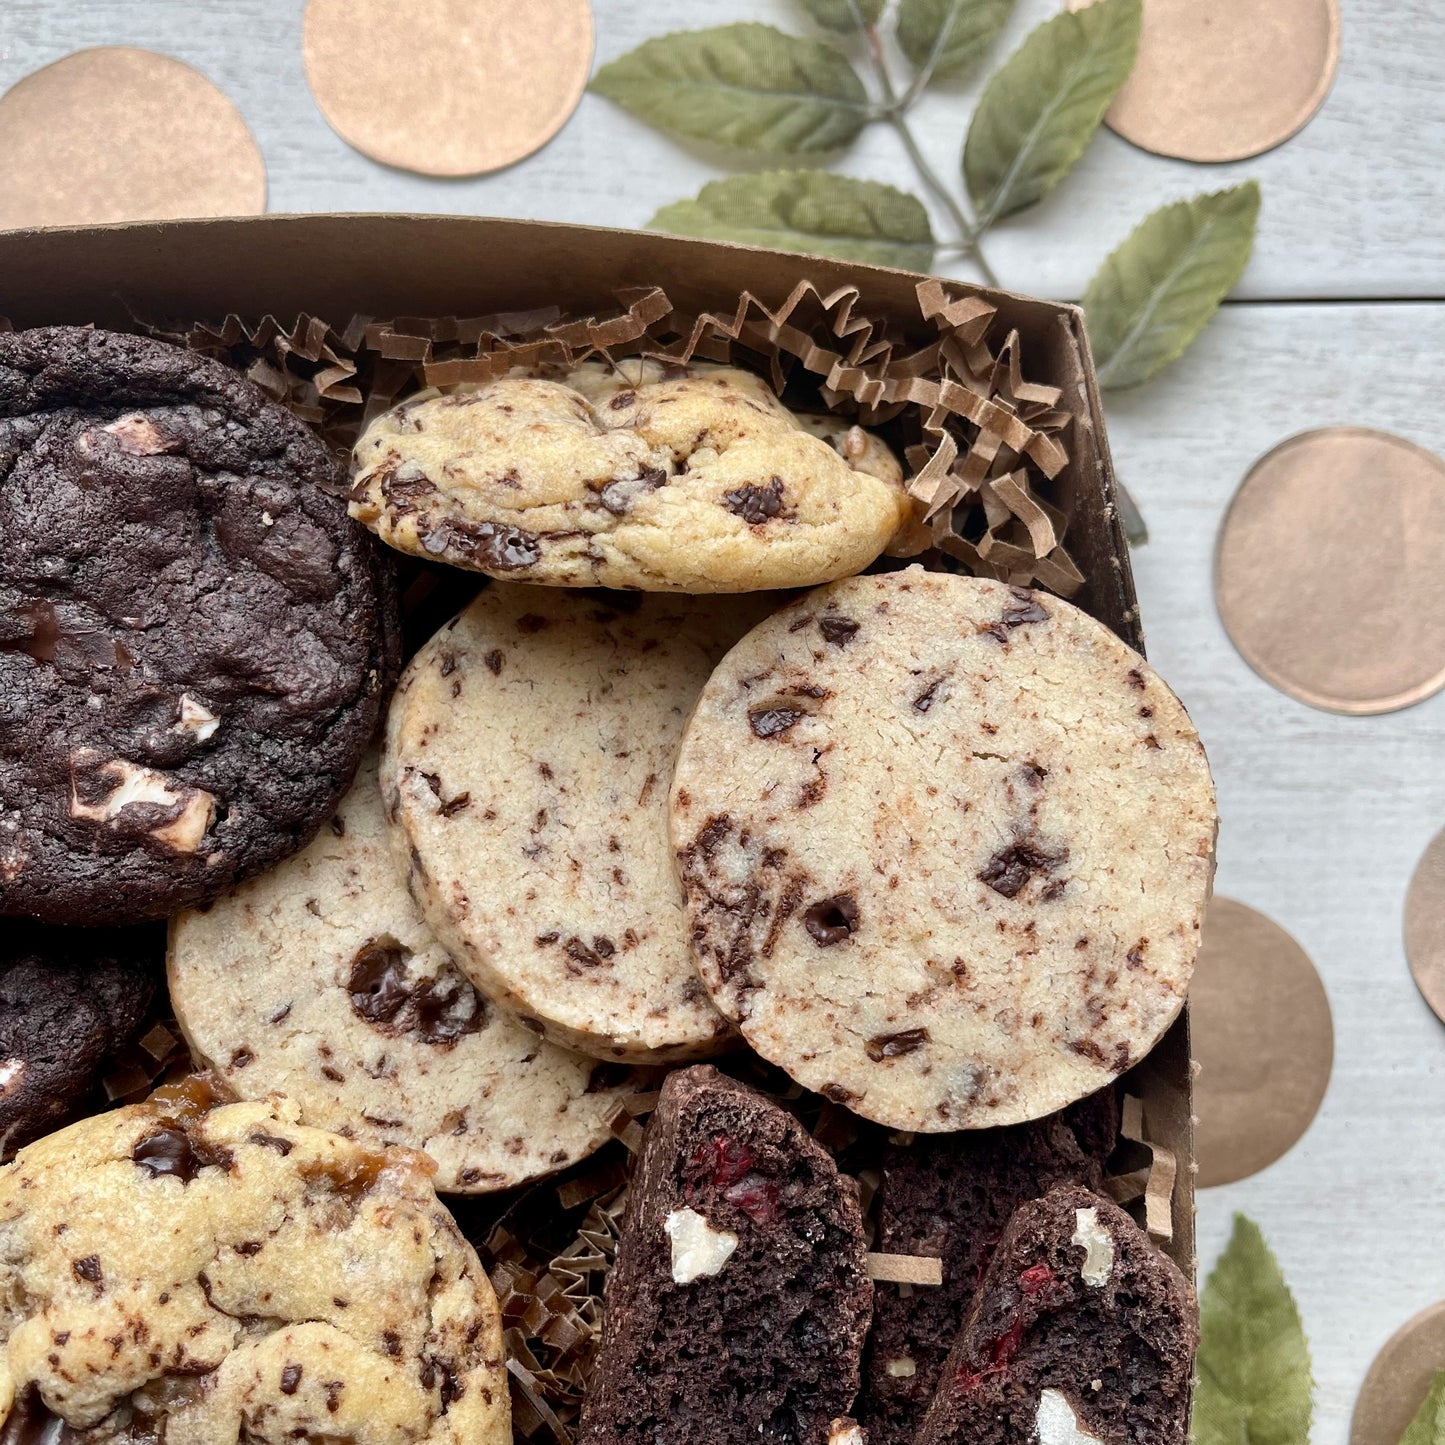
xmin=590 ymin=0 xmax=1261 ymax=390
xmin=1193 ymin=1215 xmax=1314 ymax=1445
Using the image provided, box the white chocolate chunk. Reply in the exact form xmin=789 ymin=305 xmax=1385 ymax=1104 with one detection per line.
xmin=69 ymin=757 xmax=216 ymax=854
xmin=828 ymin=1420 xmax=866 ymax=1445
xmin=1071 ymin=1207 xmax=1115 ymax=1287
xmin=102 ymin=413 xmax=175 ymax=456
xmin=174 ymin=694 xmax=220 ymax=742
xmin=664 ymin=1207 xmax=738 ymax=1285
xmin=1036 ymin=1390 xmax=1105 ymax=1445
xmin=884 ymin=1358 xmax=916 ymax=1378
xmin=0 ymin=1059 xmax=25 ymax=1097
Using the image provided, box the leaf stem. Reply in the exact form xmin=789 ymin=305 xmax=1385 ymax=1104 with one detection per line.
xmin=862 ymin=24 xmax=1001 ymax=289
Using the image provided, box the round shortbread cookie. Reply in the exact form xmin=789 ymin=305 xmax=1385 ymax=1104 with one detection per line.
xmin=169 ymin=753 xmax=639 ymax=1193
xmin=347 ymin=361 xmax=915 ymax=592
xmin=0 ymin=1087 xmax=509 ymax=1444
xmin=670 ymin=569 xmax=1216 ymax=1132
xmin=384 ymin=585 xmax=777 ymax=1062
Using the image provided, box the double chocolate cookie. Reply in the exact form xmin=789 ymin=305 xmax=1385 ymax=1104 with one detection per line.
xmin=671 ymin=569 xmax=1217 ymax=1131
xmin=0 ymin=923 xmax=160 ymax=1153
xmin=0 ymin=327 xmax=396 ymax=925
xmin=579 ymin=1066 xmax=873 ymax=1445
xmin=917 ymin=1186 xmax=1197 ymax=1445
xmin=860 ymin=1091 xmax=1117 ymax=1445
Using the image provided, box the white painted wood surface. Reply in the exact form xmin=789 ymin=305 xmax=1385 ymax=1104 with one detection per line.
xmin=2 ymin=0 xmax=1443 ymax=300
xmin=3 ymin=4 xmax=1444 ymax=1442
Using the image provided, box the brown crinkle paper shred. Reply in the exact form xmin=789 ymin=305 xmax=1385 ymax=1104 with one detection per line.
xmin=138 ymin=279 xmax=1082 ymax=593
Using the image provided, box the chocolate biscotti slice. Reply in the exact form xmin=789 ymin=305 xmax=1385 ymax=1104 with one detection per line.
xmin=861 ymin=1091 xmax=1116 ymax=1445
xmin=578 ymin=1065 xmax=873 ymax=1445
xmin=917 ymin=1185 xmax=1197 ymax=1445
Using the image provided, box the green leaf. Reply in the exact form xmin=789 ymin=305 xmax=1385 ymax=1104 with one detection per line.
xmin=963 ymin=0 xmax=1141 ymax=227
xmin=896 ymin=0 xmax=1016 ymax=81
xmin=589 ymin=24 xmax=871 ymax=154
xmin=1084 ymin=181 xmax=1259 ymax=390
xmin=797 ymin=0 xmax=886 ymax=33
xmin=1192 ymin=1216 xmax=1313 ymax=1445
xmin=650 ymin=171 xmax=935 ymax=271
xmin=1400 ymin=1371 xmax=1445 ymax=1445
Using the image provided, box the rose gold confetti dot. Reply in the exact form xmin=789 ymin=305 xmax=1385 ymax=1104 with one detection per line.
xmin=1191 ymin=897 xmax=1332 ymax=1188
xmin=1351 ymin=1304 xmax=1445 ymax=1445
xmin=0 ymin=48 xmax=265 ymax=230
xmin=1215 ymin=427 xmax=1445 ymax=715
xmin=1404 ymin=827 xmax=1445 ymax=1026
xmin=1069 ymin=0 xmax=1339 ymax=162
xmin=302 ymin=0 xmax=594 ymax=178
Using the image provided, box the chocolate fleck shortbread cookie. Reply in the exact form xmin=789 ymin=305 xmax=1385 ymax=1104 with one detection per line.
xmin=917 ymin=1186 xmax=1197 ymax=1445
xmin=384 ymin=585 xmax=772 ymax=1062
xmin=578 ymin=1066 xmax=873 ymax=1445
xmin=861 ymin=1092 xmax=1116 ymax=1445
xmin=671 ymin=568 xmax=1216 ymax=1131
xmin=0 ymin=326 xmax=396 ymax=926
xmin=348 ymin=360 xmax=915 ymax=592
xmin=0 ymin=1084 xmax=509 ymax=1443
xmin=169 ymin=752 xmax=641 ymax=1193
xmin=0 ymin=923 xmax=160 ymax=1154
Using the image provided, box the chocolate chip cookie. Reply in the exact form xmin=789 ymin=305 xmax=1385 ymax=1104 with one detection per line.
xmin=0 ymin=326 xmax=397 ymax=926
xmin=671 ymin=568 xmax=1216 ymax=1131
xmin=169 ymin=752 xmax=642 ymax=1193
xmin=383 ymin=584 xmax=774 ymax=1062
xmin=917 ymin=1186 xmax=1197 ymax=1445
xmin=0 ymin=923 xmax=160 ymax=1154
xmin=0 ymin=1083 xmax=510 ymax=1443
xmin=348 ymin=361 xmax=915 ymax=592
xmin=578 ymin=1066 xmax=873 ymax=1445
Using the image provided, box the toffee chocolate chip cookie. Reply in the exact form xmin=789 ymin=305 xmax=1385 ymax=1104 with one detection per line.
xmin=384 ymin=585 xmax=773 ymax=1062
xmin=0 ymin=924 xmax=160 ymax=1154
xmin=578 ymin=1066 xmax=873 ymax=1445
xmin=168 ymin=753 xmax=641 ymax=1193
xmin=917 ymin=1186 xmax=1197 ymax=1445
xmin=0 ymin=1085 xmax=509 ymax=1444
xmin=0 ymin=326 xmax=396 ymax=926
xmin=861 ymin=1092 xmax=1116 ymax=1445
xmin=348 ymin=361 xmax=915 ymax=592
xmin=671 ymin=568 xmax=1216 ymax=1132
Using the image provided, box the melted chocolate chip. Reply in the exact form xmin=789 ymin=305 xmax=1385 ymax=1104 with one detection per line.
xmin=426 ymin=519 xmax=541 ymax=571
xmin=749 ymin=706 xmax=804 ymax=739
xmin=805 ymin=894 xmax=859 ymax=945
xmin=819 ymin=615 xmax=859 ymax=646
xmin=985 ymin=588 xmax=1049 ymax=642
xmin=279 ymin=1363 xmax=302 ymax=1395
xmin=978 ymin=840 xmax=1068 ymax=899
xmin=348 ymin=940 xmax=484 ymax=1045
xmin=348 ymin=940 xmax=411 ymax=1026
xmin=723 ymin=478 xmax=785 ymax=524
xmin=0 ymin=601 xmax=60 ymax=663
xmin=865 ymin=1027 xmax=931 ymax=1062
xmin=132 ymin=1126 xmax=208 ymax=1183
xmin=250 ymin=1131 xmax=294 ymax=1156
xmin=913 ymin=677 xmax=945 ymax=712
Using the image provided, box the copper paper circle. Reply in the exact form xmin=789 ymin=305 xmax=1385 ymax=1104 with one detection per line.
xmin=1190 ymin=897 xmax=1333 ymax=1188
xmin=1069 ymin=0 xmax=1340 ymax=162
xmin=1351 ymin=1304 xmax=1445 ymax=1445
xmin=1215 ymin=427 xmax=1445 ymax=715
xmin=0 ymin=48 xmax=265 ymax=230
xmin=1404 ymin=827 xmax=1445 ymax=1025
xmin=302 ymin=0 xmax=594 ymax=177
